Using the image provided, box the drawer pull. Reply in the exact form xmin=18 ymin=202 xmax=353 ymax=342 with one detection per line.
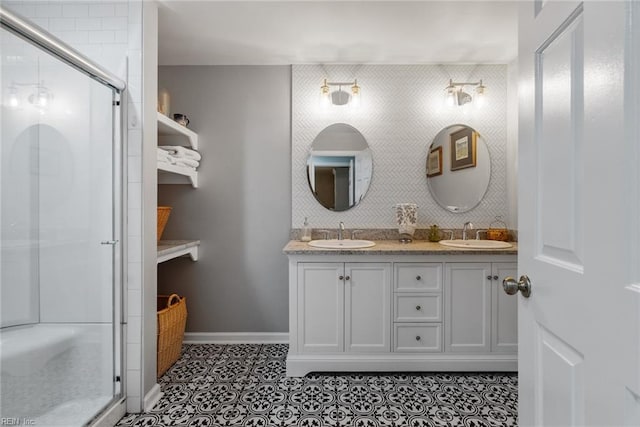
xmin=415 ymin=305 xmax=421 ymax=311
xmin=416 ymin=275 xmax=422 ymax=281
xmin=415 ymin=336 xmax=421 ymax=341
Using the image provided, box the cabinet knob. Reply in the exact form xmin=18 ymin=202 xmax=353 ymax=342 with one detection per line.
xmin=339 ymin=275 xmax=344 ymax=280
xmin=416 ymin=275 xmax=422 ymax=281
xmin=487 ymin=275 xmax=493 ymax=280
xmin=415 ymin=336 xmax=421 ymax=341
xmin=345 ymin=276 xmax=350 ymax=281
xmin=415 ymin=305 xmax=421 ymax=311
xmin=493 ymin=275 xmax=499 ymax=281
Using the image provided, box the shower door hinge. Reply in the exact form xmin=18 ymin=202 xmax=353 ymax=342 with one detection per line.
xmin=113 ymin=100 xmax=120 ymax=106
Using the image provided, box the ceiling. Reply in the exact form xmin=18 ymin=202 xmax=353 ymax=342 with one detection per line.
xmin=157 ymin=1 xmax=518 ymax=66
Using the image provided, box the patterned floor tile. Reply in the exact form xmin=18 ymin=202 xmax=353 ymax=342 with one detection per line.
xmin=117 ymin=344 xmax=517 ymax=426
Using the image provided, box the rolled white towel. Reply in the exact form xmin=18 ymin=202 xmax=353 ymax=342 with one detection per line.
xmin=159 ymin=145 xmax=201 ymax=161
xmin=175 ymin=158 xmax=199 ymax=169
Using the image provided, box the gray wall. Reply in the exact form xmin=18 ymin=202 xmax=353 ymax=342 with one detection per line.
xmin=157 ymin=66 xmax=291 ymax=333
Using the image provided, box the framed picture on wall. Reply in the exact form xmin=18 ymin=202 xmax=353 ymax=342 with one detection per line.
xmin=450 ymin=127 xmax=477 ymax=171
xmin=426 ymin=146 xmax=443 ymax=177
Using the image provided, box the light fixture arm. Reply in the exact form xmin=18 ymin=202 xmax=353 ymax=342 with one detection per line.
xmin=446 ymin=79 xmax=484 ymax=90
xmin=324 ymin=80 xmax=358 ymax=87
xmin=445 ymin=78 xmax=486 ymax=107
xmin=320 ymin=78 xmax=362 ymax=106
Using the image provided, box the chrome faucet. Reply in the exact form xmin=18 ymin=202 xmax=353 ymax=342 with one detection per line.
xmin=462 ymin=222 xmax=474 ymax=240
xmin=338 ymin=222 xmax=345 ymax=240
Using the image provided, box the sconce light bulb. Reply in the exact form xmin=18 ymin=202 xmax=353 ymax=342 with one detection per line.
xmin=351 ymin=80 xmax=361 ymax=107
xmin=320 ymin=79 xmax=331 ymax=107
xmin=445 ymin=88 xmax=456 ymax=107
xmin=8 ymin=85 xmax=19 ymax=108
xmin=475 ymin=83 xmax=486 ymax=108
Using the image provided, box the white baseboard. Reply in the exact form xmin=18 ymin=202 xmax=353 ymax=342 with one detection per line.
xmin=90 ymin=397 xmax=126 ymax=427
xmin=286 ymin=354 xmax=518 ymax=377
xmin=143 ymin=383 xmax=163 ymax=412
xmin=184 ymin=332 xmax=289 ymax=344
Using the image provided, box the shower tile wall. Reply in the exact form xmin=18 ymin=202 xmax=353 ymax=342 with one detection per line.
xmin=3 ymin=0 xmax=145 ymax=413
xmin=291 ymin=64 xmax=514 ymax=230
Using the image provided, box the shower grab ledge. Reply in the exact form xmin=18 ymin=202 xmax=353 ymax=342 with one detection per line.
xmin=158 ymin=163 xmax=198 ymax=188
xmin=157 ymin=240 xmax=200 ymax=264
xmin=158 ymin=112 xmax=198 ymax=150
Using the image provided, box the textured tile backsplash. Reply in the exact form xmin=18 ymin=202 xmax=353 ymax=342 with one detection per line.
xmin=292 ymin=64 xmax=513 ymax=230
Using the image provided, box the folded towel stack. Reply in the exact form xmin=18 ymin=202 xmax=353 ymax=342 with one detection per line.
xmin=157 ymin=146 xmax=201 ymax=170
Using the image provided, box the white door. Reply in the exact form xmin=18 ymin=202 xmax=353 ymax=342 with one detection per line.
xmin=518 ymin=1 xmax=640 ymax=425
xmin=344 ymin=263 xmax=391 ymax=353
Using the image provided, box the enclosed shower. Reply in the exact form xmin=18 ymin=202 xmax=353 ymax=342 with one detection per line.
xmin=0 ymin=7 xmax=125 ymax=426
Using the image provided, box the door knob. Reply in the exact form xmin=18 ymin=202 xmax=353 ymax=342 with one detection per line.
xmin=502 ymin=275 xmax=532 ymax=298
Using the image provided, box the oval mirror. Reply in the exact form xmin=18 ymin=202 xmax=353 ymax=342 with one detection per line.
xmin=426 ymin=124 xmax=490 ymax=213
xmin=307 ymin=123 xmax=372 ymax=211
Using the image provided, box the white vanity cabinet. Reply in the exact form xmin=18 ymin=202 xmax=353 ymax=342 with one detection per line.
xmin=444 ymin=262 xmax=517 ymax=354
xmin=297 ymin=262 xmax=391 ymax=354
xmin=285 ymin=245 xmax=518 ymax=376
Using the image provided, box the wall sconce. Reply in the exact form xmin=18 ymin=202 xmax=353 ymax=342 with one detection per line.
xmin=28 ymin=85 xmax=52 ymax=110
xmin=320 ymin=79 xmax=361 ymax=107
xmin=445 ymin=79 xmax=486 ymax=108
xmin=6 ymin=81 xmax=52 ymax=111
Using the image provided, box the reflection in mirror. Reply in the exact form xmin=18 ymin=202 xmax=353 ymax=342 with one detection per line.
xmin=307 ymin=123 xmax=372 ymax=211
xmin=426 ymin=124 xmax=490 ymax=213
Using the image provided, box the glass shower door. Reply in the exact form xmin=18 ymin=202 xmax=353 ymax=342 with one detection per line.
xmin=1 ymin=23 xmax=122 ymax=425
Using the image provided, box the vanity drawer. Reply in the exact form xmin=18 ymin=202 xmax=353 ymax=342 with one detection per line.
xmin=394 ymin=294 xmax=441 ymax=322
xmin=394 ymin=263 xmax=442 ymax=292
xmin=394 ymin=323 xmax=442 ymax=352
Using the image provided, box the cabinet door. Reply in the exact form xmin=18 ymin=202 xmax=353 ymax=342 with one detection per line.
xmin=444 ymin=263 xmax=491 ymax=353
xmin=491 ymin=262 xmax=518 ymax=353
xmin=344 ymin=263 xmax=391 ymax=353
xmin=297 ymin=263 xmax=344 ymax=353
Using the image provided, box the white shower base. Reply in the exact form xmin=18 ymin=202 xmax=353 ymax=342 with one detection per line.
xmin=0 ymin=323 xmax=116 ymax=426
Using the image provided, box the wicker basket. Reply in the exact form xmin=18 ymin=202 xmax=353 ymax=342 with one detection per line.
xmin=157 ymin=206 xmax=172 ymax=242
xmin=486 ymin=216 xmax=509 ymax=241
xmin=157 ymin=294 xmax=187 ymax=377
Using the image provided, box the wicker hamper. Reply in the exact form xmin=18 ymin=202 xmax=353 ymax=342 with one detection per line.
xmin=157 ymin=294 xmax=187 ymax=377
xmin=157 ymin=206 xmax=172 ymax=242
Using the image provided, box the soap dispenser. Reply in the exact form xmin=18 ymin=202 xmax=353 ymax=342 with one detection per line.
xmin=301 ymin=217 xmax=312 ymax=242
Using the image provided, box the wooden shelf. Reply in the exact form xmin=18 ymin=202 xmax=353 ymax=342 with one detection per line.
xmin=158 ymin=162 xmax=198 ymax=188
xmin=157 ymin=240 xmax=200 ymax=264
xmin=157 ymin=112 xmax=198 ymax=150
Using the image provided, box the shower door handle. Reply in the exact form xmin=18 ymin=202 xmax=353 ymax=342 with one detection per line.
xmin=101 ymin=240 xmax=119 ymax=245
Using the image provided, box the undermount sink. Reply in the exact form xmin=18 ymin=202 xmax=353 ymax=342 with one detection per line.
xmin=438 ymin=239 xmax=513 ymax=249
xmin=308 ymin=239 xmax=376 ymax=249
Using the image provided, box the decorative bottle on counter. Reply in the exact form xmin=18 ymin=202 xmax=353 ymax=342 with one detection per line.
xmin=428 ymin=224 xmax=441 ymax=242
xmin=301 ymin=217 xmax=312 ymax=242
